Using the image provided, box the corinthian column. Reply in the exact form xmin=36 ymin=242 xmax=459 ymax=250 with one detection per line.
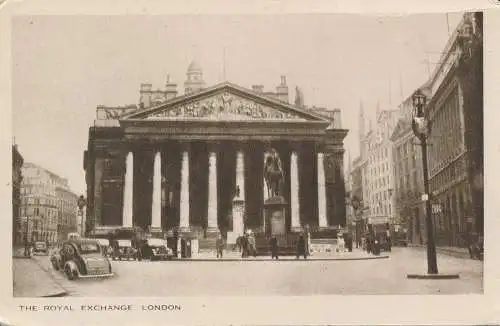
xmin=151 ymin=151 xmax=162 ymax=230
xmin=263 ymin=152 xmax=269 ymax=202
xmin=123 ymin=151 xmax=134 ymax=228
xmin=317 ymin=152 xmax=328 ymax=228
xmin=233 ymin=150 xmax=245 ymax=235
xmin=207 ymin=151 xmax=218 ymax=230
xmin=290 ymin=151 xmax=301 ymax=230
xmin=179 ymin=149 xmax=190 ymax=229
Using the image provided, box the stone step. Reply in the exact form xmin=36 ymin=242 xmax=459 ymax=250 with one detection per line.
xmin=311 ymin=238 xmax=338 ymax=245
xmin=198 ymin=237 xmax=217 ymax=250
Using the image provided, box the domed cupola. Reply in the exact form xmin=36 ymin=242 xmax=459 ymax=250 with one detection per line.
xmin=184 ymin=59 xmax=206 ymax=94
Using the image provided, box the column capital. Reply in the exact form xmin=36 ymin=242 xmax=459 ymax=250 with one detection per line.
xmin=206 ymin=140 xmax=221 ymax=152
xmin=288 ymin=141 xmax=303 ymax=152
xmin=315 ymin=142 xmax=327 ymax=153
xmin=177 ymin=140 xmax=192 ymax=152
xmin=234 ymin=140 xmax=251 ymax=152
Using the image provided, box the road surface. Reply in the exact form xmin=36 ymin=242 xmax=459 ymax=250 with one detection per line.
xmin=23 ymin=248 xmax=482 ymax=296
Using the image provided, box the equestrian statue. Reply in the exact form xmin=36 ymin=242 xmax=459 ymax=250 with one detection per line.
xmin=264 ymin=148 xmax=285 ymax=198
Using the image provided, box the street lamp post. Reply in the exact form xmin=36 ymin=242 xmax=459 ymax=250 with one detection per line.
xmin=411 ymin=89 xmax=438 ymax=275
xmin=77 ymin=195 xmax=86 ymax=237
xmin=24 ymin=216 xmax=30 ymax=257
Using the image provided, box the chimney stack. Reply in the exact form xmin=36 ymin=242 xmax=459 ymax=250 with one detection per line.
xmin=165 ymin=75 xmax=178 ymax=101
xmin=276 ymin=75 xmax=289 ymax=103
xmin=139 ymin=83 xmax=153 ymax=108
xmin=332 ymin=108 xmax=342 ymax=129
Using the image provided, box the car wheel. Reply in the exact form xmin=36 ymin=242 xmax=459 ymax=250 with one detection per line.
xmin=65 ymin=266 xmax=77 ymax=281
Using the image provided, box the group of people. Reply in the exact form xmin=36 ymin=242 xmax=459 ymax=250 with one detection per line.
xmin=362 ymin=225 xmax=391 ymax=255
xmin=215 ymin=231 xmax=311 ymax=260
xmin=270 ymin=233 xmax=310 ymax=260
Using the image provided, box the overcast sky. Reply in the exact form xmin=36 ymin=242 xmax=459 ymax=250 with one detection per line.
xmin=12 ymin=13 xmax=462 ymax=195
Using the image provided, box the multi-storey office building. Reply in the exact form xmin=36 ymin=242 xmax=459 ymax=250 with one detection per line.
xmin=390 ymin=95 xmax=425 ymax=245
xmin=18 ymin=163 xmax=78 ymax=244
xmin=12 ymin=145 xmax=24 ymax=246
xmin=357 ymin=103 xmax=399 ymax=228
xmin=425 ymin=12 xmax=483 ymax=246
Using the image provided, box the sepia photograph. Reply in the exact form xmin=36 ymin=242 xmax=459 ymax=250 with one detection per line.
xmin=10 ymin=11 xmax=484 ymax=298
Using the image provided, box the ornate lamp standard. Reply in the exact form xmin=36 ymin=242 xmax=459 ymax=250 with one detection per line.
xmin=406 ymin=90 xmax=458 ymax=279
xmin=410 ymin=89 xmax=438 ymax=275
xmin=77 ymin=195 xmax=86 ymax=237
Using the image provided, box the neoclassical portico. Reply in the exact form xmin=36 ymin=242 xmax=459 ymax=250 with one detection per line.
xmin=84 ymin=82 xmax=348 ymax=238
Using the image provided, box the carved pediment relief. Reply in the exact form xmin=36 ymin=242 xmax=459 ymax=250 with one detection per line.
xmin=97 ymin=106 xmax=138 ymax=120
xmin=143 ymin=92 xmax=308 ymax=121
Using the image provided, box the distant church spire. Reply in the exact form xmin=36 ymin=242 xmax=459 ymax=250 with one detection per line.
xmin=358 ymin=100 xmax=365 ymax=142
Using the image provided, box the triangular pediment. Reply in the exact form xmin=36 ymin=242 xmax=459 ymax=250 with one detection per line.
xmin=122 ymin=82 xmax=328 ymax=122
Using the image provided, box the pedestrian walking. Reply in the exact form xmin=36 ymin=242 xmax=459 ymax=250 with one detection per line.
xmin=216 ymin=234 xmax=225 ymax=259
xmin=270 ymin=235 xmax=279 ymax=260
xmin=241 ymin=234 xmax=249 ymax=258
xmin=248 ymin=231 xmax=257 ymax=257
xmin=296 ymin=233 xmax=307 ymax=259
xmin=385 ymin=224 xmax=392 ymax=252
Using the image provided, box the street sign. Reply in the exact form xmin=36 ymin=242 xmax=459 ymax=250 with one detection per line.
xmin=432 ymin=204 xmax=442 ymax=214
xmin=421 ymin=194 xmax=429 ymax=202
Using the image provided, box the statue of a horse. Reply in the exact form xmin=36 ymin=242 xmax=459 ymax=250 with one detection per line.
xmin=264 ymin=148 xmax=284 ymax=198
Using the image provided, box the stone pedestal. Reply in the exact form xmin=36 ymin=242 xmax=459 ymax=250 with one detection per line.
xmin=232 ymin=197 xmax=245 ymax=236
xmin=263 ymin=196 xmax=287 ymax=236
xmin=148 ymin=226 xmax=163 ymax=239
xmin=205 ymin=227 xmax=220 ymax=239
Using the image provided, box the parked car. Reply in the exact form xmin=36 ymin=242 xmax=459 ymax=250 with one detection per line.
xmin=142 ymin=238 xmax=174 ymax=261
xmin=50 ymin=238 xmax=113 ymax=280
xmin=32 ymin=241 xmax=49 ymax=255
xmin=111 ymin=239 xmax=138 ymax=261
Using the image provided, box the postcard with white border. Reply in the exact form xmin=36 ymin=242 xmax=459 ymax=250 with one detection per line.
xmin=1 ymin=0 xmax=499 ymax=325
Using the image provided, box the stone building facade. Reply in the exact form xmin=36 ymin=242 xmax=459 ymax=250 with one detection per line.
xmin=425 ymin=12 xmax=483 ymax=246
xmin=12 ymin=145 xmax=24 ymax=246
xmin=18 ymin=163 xmax=78 ymax=244
xmin=359 ymin=104 xmax=399 ymax=226
xmin=388 ymin=12 xmax=483 ymax=247
xmin=390 ymin=95 xmax=425 ymax=245
xmin=84 ymin=62 xmax=348 ymax=243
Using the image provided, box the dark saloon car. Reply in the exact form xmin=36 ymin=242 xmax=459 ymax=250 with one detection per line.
xmin=50 ymin=238 xmax=114 ymax=280
xmin=110 ymin=239 xmax=139 ymax=261
xmin=142 ymin=238 xmax=174 ymax=261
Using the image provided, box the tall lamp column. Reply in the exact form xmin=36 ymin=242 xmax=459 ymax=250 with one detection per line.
xmin=411 ymin=89 xmax=438 ymax=275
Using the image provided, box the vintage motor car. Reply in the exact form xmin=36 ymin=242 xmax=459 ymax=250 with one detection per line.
xmin=50 ymin=238 xmax=113 ymax=280
xmin=111 ymin=239 xmax=138 ymax=261
xmin=142 ymin=238 xmax=174 ymax=261
xmin=33 ymin=241 xmax=48 ymax=255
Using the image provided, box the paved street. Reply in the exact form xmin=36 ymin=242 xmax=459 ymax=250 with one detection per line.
xmin=17 ymin=247 xmax=482 ymax=297
xmin=13 ymin=257 xmax=67 ymax=297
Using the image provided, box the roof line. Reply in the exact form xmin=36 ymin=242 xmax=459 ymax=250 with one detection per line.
xmin=121 ymin=82 xmax=330 ymax=122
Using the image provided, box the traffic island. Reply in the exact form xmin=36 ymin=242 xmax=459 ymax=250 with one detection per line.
xmin=406 ymin=273 xmax=460 ymax=280
xmin=175 ymin=249 xmax=391 ymax=262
